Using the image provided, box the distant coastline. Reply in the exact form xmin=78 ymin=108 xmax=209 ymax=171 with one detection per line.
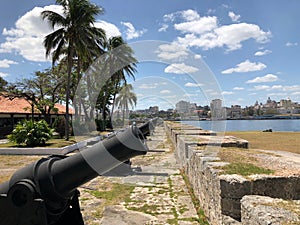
xmin=181 ymin=115 xmax=300 ymax=121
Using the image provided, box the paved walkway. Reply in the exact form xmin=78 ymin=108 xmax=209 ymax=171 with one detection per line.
xmin=79 ymin=125 xmax=201 ymax=225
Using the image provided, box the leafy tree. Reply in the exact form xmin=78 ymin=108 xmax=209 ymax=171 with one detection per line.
xmin=114 ymin=84 xmax=137 ymax=125
xmin=42 ymin=0 xmax=106 ymax=140
xmin=8 ymin=119 xmax=53 ymax=147
xmin=0 ymin=77 xmax=8 ymax=92
xmin=5 ymin=67 xmax=65 ymax=124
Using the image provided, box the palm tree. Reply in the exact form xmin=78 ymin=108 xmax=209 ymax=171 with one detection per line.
xmin=105 ymin=36 xmax=137 ymax=119
xmin=41 ymin=0 xmax=106 ymax=140
xmin=114 ymin=84 xmax=137 ymax=126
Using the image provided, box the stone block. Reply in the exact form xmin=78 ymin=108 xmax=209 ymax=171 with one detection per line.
xmin=251 ymin=176 xmax=300 ymax=199
xmin=220 ymin=175 xmax=251 ymax=199
xmin=241 ymin=195 xmax=300 ymax=225
xmin=221 ymin=198 xmax=242 ymax=220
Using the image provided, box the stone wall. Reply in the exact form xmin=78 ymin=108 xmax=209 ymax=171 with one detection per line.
xmin=164 ymin=121 xmax=300 ymax=225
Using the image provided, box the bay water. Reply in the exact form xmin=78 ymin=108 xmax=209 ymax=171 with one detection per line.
xmin=181 ymin=119 xmax=300 ymax=132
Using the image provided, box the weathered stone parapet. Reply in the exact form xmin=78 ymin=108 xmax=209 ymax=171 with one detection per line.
xmin=164 ymin=121 xmax=300 ymax=225
xmin=241 ymin=195 xmax=300 ymax=225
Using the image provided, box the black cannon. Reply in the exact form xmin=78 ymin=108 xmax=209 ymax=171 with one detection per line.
xmin=0 ymin=125 xmax=148 ymax=225
xmin=138 ymin=118 xmax=162 ymax=138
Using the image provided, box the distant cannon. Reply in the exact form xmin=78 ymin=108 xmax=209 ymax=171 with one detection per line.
xmin=0 ymin=125 xmax=148 ymax=225
xmin=138 ymin=118 xmax=163 ymax=138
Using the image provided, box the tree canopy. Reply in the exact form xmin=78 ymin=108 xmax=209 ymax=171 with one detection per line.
xmin=0 ymin=77 xmax=8 ymax=92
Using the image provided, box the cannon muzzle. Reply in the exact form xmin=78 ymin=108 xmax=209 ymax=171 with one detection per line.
xmin=138 ymin=118 xmax=163 ymax=138
xmin=0 ymin=125 xmax=147 ymax=225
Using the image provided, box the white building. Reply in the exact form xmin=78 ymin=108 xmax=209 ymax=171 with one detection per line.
xmin=210 ymin=99 xmax=225 ymax=119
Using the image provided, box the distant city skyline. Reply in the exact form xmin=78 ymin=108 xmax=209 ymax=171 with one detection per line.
xmin=136 ymin=96 xmax=300 ymax=111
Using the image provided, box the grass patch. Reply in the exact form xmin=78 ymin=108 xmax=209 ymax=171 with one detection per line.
xmin=85 ymin=182 xmax=135 ymax=220
xmin=218 ymin=148 xmax=274 ymax=176
xmin=127 ymin=204 xmax=160 ymax=216
xmin=0 ymin=135 xmax=97 ymax=148
xmin=88 ymin=183 xmax=135 ymax=203
xmin=0 ymin=138 xmax=77 ymax=148
xmin=218 ymin=148 xmax=259 ymax=164
xmin=221 ymin=162 xmax=273 ymax=176
xmin=180 ymin=171 xmax=209 ymax=225
xmin=225 ymin=131 xmax=300 ymax=154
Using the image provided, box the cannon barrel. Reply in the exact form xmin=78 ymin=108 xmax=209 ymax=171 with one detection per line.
xmin=0 ymin=125 xmax=148 ymax=225
xmin=138 ymin=119 xmax=154 ymax=137
xmin=138 ymin=118 xmax=163 ymax=138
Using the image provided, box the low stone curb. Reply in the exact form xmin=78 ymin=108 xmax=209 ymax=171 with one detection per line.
xmin=0 ymin=136 xmax=102 ymax=155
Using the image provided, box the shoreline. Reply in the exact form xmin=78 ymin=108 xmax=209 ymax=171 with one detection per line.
xmin=180 ymin=117 xmax=300 ymax=121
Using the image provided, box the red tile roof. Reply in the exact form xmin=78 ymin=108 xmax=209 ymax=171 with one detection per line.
xmin=0 ymin=95 xmax=74 ymax=114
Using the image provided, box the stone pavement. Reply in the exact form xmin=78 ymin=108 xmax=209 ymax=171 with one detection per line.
xmin=79 ymin=125 xmax=203 ymax=225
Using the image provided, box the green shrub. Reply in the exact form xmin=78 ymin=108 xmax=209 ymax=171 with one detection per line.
xmin=8 ymin=119 xmax=53 ymax=147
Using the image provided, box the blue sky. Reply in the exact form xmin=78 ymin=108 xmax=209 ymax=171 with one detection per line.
xmin=0 ymin=0 xmax=299 ymax=109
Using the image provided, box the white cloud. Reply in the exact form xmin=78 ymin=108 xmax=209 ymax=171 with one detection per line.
xmin=158 ymin=24 xmax=168 ymax=32
xmin=222 ymin=91 xmax=234 ymax=95
xmin=253 ymin=85 xmax=300 ymax=92
xmin=253 ymin=85 xmax=270 ymax=91
xmin=164 ymin=63 xmax=199 ymax=74
xmin=184 ymin=82 xmax=203 ymax=87
xmin=174 ymin=16 xmax=218 ymax=34
xmin=254 ymin=49 xmax=272 ymax=56
xmin=95 ymin=21 xmax=121 ymax=39
xmin=0 ymin=5 xmax=121 ymax=62
xmin=194 ymin=54 xmax=202 ymax=59
xmin=121 ymin=21 xmax=146 ymax=40
xmin=0 ymin=59 xmax=18 ymax=68
xmin=222 ymin=60 xmax=266 ymax=74
xmin=176 ymin=23 xmax=271 ymax=51
xmin=139 ymin=83 xmax=158 ymax=89
xmin=0 ymin=72 xmax=8 ymax=77
xmin=246 ymin=74 xmax=278 ymax=83
xmin=286 ymin=42 xmax=298 ymax=47
xmin=163 ymin=13 xmax=176 ymax=22
xmin=0 ymin=5 xmax=62 ymax=62
xmin=228 ymin=11 xmax=241 ymax=22
xmin=156 ymin=43 xmax=189 ymax=61
xmin=181 ymin=9 xmax=201 ymax=21
xmin=162 ymin=9 xmax=271 ymax=52
xmin=233 ymin=87 xmax=245 ymax=90
xmin=160 ymin=90 xmax=171 ymax=94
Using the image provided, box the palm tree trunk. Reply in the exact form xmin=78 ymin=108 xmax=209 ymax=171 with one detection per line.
xmin=102 ymin=87 xmax=107 ymax=130
xmin=65 ymin=49 xmax=73 ymax=140
xmin=110 ymin=81 xmax=120 ymax=120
